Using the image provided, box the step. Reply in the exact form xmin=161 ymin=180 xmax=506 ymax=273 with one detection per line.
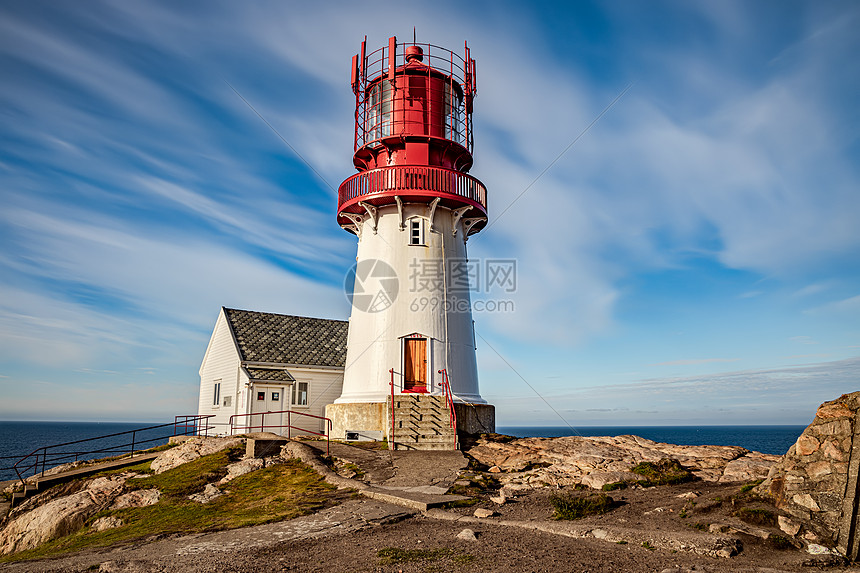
xmin=392 ymin=442 xmax=458 ymax=451
xmin=392 ymin=435 xmax=457 ymax=444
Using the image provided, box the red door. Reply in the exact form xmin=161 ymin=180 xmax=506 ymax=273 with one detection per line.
xmin=404 ymin=338 xmax=427 ymax=392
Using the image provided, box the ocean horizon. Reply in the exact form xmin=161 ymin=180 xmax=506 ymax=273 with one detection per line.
xmin=497 ymin=425 xmax=804 ymax=457
xmin=0 ymin=421 xmax=805 ymax=482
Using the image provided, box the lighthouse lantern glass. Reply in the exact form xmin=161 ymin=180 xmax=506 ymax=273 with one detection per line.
xmin=444 ymin=83 xmax=463 ymax=145
xmin=366 ymin=81 xmax=392 ymax=142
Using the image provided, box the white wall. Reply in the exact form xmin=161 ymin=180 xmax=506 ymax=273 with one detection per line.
xmin=292 ymin=367 xmax=343 ymax=435
xmin=197 ymin=309 xmax=241 ymax=435
xmin=337 ymin=203 xmax=485 ymax=404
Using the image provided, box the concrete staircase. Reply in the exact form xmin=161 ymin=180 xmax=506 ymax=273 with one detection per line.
xmin=390 ymin=394 xmax=457 ymax=451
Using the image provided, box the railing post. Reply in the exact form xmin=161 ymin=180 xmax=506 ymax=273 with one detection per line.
xmin=390 ymin=368 xmax=395 ymax=449
xmin=131 ymin=430 xmax=136 ymax=456
xmin=287 ymin=411 xmax=291 ymax=440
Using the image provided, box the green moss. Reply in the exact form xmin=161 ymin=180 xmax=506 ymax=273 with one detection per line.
xmin=768 ymin=534 xmax=795 ymax=550
xmin=739 ymin=479 xmax=765 ymax=494
xmin=630 ymin=459 xmax=694 ymax=486
xmin=550 ymin=492 xmax=614 ymax=520
xmin=377 ymin=547 xmax=453 ymax=565
xmin=602 ymin=481 xmax=627 ymax=491
xmin=641 ymin=541 xmax=655 ymax=550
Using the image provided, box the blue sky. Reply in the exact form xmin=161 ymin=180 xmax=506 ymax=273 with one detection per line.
xmin=1 ymin=0 xmax=858 ymax=425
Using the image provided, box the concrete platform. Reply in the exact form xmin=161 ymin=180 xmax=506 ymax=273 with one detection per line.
xmin=295 ymin=440 xmax=471 ymax=512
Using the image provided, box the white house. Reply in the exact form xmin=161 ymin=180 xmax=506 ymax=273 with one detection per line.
xmin=197 ymin=307 xmax=348 ymax=437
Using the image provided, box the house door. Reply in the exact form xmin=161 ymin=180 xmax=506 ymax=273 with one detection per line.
xmin=251 ymin=386 xmax=285 ymax=434
xmin=404 ymin=338 xmax=427 ymax=392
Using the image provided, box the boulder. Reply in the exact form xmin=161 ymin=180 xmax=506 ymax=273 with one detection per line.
xmin=0 ymin=476 xmax=125 ymax=555
xmin=219 ymin=458 xmax=264 ymax=484
xmin=110 ymin=488 xmax=161 ymax=510
xmin=456 ymin=528 xmax=477 ymax=541
xmin=758 ymin=391 xmax=860 ymax=559
xmin=150 ymin=437 xmax=243 ymax=474
xmin=188 ymin=483 xmax=223 ymax=504
xmin=92 ymin=516 xmax=123 ymax=532
xmin=466 ymin=434 xmax=779 ymax=492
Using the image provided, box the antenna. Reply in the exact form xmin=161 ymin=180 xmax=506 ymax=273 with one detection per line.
xmin=413 ymin=27 xmax=416 ymax=45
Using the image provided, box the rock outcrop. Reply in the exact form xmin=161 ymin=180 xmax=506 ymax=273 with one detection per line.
xmin=466 ymin=434 xmax=778 ymax=491
xmin=758 ymin=391 xmax=860 ymax=559
xmin=150 ymin=436 xmax=243 ymax=474
xmin=0 ymin=475 xmax=126 ymax=555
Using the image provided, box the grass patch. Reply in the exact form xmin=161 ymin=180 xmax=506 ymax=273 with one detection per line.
xmin=630 ymin=459 xmax=694 ymax=486
xmin=689 ymin=522 xmax=709 ymax=531
xmin=739 ymin=479 xmax=764 ymax=494
xmin=1 ymin=455 xmax=343 ymax=563
xmin=768 ymin=534 xmax=795 ymax=550
xmin=94 ymin=460 xmax=155 ymax=478
xmin=442 ymin=498 xmax=479 ymax=508
xmin=550 ymin=492 xmax=614 ymax=520
xmin=448 ymin=473 xmax=500 ymax=496
xmin=641 ymin=541 xmax=655 ymax=550
xmin=602 ymin=481 xmax=627 ymax=492
xmin=734 ymin=507 xmax=777 ymax=527
xmin=377 ymin=547 xmax=457 ymax=565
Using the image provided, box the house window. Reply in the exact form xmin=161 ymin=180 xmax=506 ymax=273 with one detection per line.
xmin=272 ymin=392 xmax=280 ymax=402
xmin=212 ymin=382 xmax=221 ymax=407
xmin=409 ymin=218 xmax=425 ymax=246
xmin=257 ymin=391 xmax=265 ymax=401
xmin=222 ymin=395 xmax=232 ymax=408
xmin=292 ymin=381 xmax=308 ymax=406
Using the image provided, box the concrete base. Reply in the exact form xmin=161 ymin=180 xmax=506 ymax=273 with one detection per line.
xmin=326 ymin=402 xmax=388 ymax=441
xmin=245 ymin=432 xmax=289 ymax=458
xmin=454 ymin=403 xmax=495 ymax=435
xmin=327 ymin=400 xmax=495 ymax=441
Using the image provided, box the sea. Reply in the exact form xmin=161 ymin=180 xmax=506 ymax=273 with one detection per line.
xmin=497 ymin=425 xmax=805 ymax=457
xmin=0 ymin=421 xmax=805 ymax=482
xmin=0 ymin=421 xmax=175 ymax=482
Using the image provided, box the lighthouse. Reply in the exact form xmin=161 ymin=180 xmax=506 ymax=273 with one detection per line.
xmin=326 ymin=36 xmax=495 ymax=448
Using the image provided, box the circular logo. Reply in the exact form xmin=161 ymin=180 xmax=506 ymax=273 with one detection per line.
xmin=344 ymin=259 xmax=399 ymax=313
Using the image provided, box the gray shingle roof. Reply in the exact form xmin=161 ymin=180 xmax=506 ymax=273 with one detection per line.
xmin=224 ymin=307 xmax=348 ymax=368
xmin=244 ymin=368 xmax=296 ymax=382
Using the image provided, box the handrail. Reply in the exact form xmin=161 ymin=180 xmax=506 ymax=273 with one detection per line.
xmin=438 ymin=369 xmax=458 ymax=430
xmin=8 ymin=414 xmax=214 ymax=499
xmin=337 ymin=165 xmax=487 ymax=215
xmin=228 ymin=410 xmax=333 ymax=456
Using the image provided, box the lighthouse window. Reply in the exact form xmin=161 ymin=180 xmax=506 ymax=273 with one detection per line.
xmin=444 ymin=83 xmax=463 ymax=144
xmin=366 ymin=81 xmax=392 ymax=142
xmin=212 ymin=382 xmax=221 ymax=407
xmin=408 ymin=218 xmax=425 ymax=245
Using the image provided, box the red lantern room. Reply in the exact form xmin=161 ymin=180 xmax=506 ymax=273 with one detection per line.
xmin=337 ymin=36 xmax=487 ymax=235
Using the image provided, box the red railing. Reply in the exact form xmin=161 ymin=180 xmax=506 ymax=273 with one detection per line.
xmin=389 ymin=368 xmax=396 ymax=448
xmin=7 ymin=415 xmax=214 ymax=493
xmin=228 ymin=410 xmax=333 ymax=456
xmin=438 ymin=369 xmax=458 ymax=430
xmin=337 ymin=165 xmax=487 ymax=216
xmin=351 ymin=39 xmax=476 ymax=152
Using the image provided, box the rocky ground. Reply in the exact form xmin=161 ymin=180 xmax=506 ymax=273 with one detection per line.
xmin=1 ymin=431 xmax=857 ymax=573
xmin=1 ymin=481 xmax=852 ymax=573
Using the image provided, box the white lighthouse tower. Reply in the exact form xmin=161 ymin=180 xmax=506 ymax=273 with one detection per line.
xmin=326 ymin=36 xmax=495 ymax=448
